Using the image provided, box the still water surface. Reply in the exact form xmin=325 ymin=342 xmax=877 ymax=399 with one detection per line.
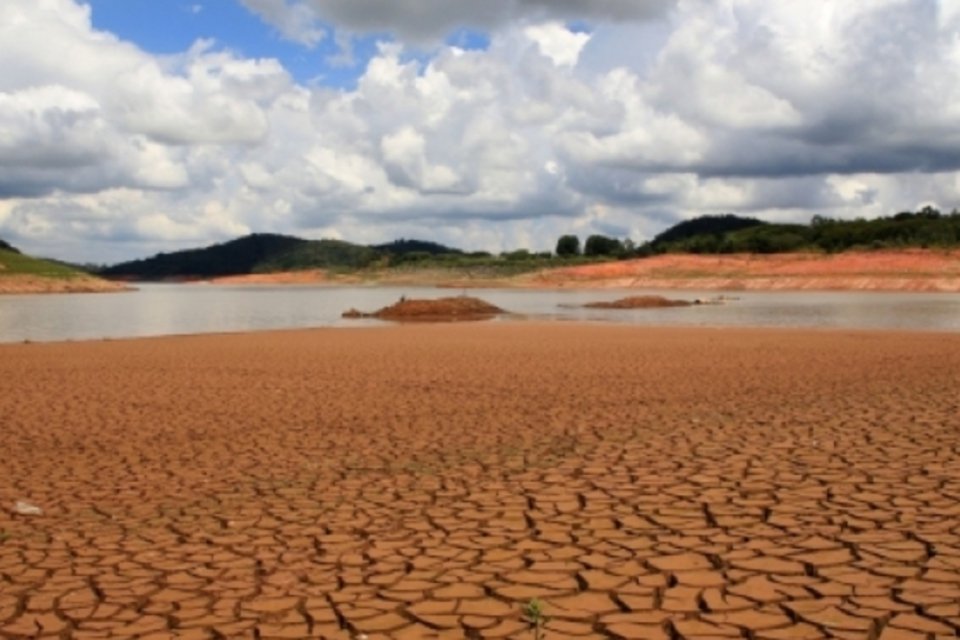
xmin=0 ymin=284 xmax=958 ymax=343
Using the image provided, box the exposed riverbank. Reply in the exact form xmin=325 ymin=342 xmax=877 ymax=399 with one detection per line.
xmin=199 ymin=250 xmax=960 ymax=293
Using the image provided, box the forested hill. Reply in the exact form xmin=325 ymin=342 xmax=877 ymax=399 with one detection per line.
xmin=98 ymin=207 xmax=960 ymax=280
xmin=100 ymin=234 xmax=461 ymax=280
xmin=648 ymin=208 xmax=960 ymax=254
xmin=0 ymin=238 xmax=20 ymax=254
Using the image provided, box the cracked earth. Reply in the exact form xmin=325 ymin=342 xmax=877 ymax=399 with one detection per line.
xmin=1 ymin=323 xmax=959 ymax=639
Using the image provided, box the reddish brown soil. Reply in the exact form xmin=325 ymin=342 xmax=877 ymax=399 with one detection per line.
xmin=207 ymin=270 xmax=333 ymax=285
xmin=583 ymin=296 xmax=692 ymax=310
xmin=0 ymin=275 xmax=130 ymax=295
xmin=344 ymin=296 xmax=507 ymax=322
xmin=528 ymin=250 xmax=960 ymax=291
xmin=2 ymin=325 xmax=960 ymax=639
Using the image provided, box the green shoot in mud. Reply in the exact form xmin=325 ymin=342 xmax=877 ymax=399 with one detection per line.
xmin=523 ymin=598 xmax=549 ymax=640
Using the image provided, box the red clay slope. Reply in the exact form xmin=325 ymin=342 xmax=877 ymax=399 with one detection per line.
xmin=527 ymin=250 xmax=960 ymax=291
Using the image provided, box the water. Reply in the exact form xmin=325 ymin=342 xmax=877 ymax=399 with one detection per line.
xmin=0 ymin=283 xmax=957 ymax=343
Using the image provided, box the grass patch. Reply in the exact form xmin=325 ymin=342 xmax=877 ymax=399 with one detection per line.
xmin=523 ymin=599 xmax=549 ymax=640
xmin=0 ymin=249 xmax=85 ymax=279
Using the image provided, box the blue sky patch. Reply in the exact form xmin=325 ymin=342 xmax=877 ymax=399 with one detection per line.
xmin=86 ymin=0 xmax=379 ymax=87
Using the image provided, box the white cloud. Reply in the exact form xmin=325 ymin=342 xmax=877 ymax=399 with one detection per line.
xmin=524 ymin=22 xmax=591 ymax=66
xmin=2 ymin=0 xmax=960 ymax=263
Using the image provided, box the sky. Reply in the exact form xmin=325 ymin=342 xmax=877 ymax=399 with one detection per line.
xmin=1 ymin=1 xmax=960 ymax=263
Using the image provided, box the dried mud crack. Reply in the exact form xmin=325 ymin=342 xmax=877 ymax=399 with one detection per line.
xmin=1 ymin=324 xmax=960 ymax=639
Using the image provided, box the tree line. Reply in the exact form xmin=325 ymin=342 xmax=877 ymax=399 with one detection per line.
xmin=553 ymin=207 xmax=960 ymax=259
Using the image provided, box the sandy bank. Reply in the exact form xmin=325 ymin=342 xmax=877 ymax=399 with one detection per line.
xmin=0 ymin=274 xmax=131 ymax=294
xmin=2 ymin=324 xmax=959 ymax=637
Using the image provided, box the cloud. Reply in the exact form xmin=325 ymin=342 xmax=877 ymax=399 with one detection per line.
xmin=524 ymin=22 xmax=591 ymax=67
xmin=3 ymin=0 xmax=960 ymax=263
xmin=238 ymin=0 xmax=675 ymax=45
xmin=236 ymin=0 xmax=325 ymax=47
xmin=0 ymin=0 xmax=290 ymax=202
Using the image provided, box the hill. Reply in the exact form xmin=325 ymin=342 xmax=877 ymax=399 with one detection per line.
xmin=0 ymin=245 xmax=127 ymax=294
xmin=372 ymin=239 xmax=461 ymax=256
xmin=0 ymin=238 xmax=20 ymax=254
xmin=101 ymin=233 xmax=311 ymax=280
xmin=650 ymin=207 xmax=960 ymax=254
xmin=652 ymin=214 xmax=766 ymax=246
xmin=100 ymin=234 xmax=446 ymax=280
xmin=95 ymin=206 xmax=960 ymax=283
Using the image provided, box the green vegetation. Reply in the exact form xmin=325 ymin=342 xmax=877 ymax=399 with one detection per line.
xmin=647 ymin=208 xmax=960 ymax=255
xmin=100 ymin=233 xmax=307 ymax=279
xmin=651 ymin=214 xmax=766 ymax=246
xmin=254 ymin=239 xmax=381 ymax=273
xmin=0 ymin=238 xmax=20 ymax=254
xmin=95 ymin=206 xmax=960 ymax=281
xmin=584 ymin=234 xmax=624 ymax=257
xmin=555 ymin=234 xmax=580 ymax=256
xmin=100 ymin=233 xmax=600 ymax=280
xmin=523 ymin=598 xmax=549 ymax=640
xmin=373 ymin=238 xmax=462 ymax=257
xmin=0 ymin=248 xmax=88 ymax=279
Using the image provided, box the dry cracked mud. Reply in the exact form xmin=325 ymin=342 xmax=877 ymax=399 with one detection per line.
xmin=1 ymin=324 xmax=959 ymax=639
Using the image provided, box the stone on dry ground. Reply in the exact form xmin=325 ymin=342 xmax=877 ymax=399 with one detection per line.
xmin=1 ymin=324 xmax=959 ymax=639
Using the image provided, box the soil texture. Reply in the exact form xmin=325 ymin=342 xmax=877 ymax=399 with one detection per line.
xmin=2 ymin=324 xmax=960 ymax=639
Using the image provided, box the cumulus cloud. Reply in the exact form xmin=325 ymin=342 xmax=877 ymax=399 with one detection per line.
xmin=2 ymin=0 xmax=960 ymax=263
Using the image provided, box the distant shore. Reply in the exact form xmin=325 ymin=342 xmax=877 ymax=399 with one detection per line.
xmin=201 ymin=250 xmax=960 ymax=293
xmin=5 ymin=249 xmax=958 ymax=294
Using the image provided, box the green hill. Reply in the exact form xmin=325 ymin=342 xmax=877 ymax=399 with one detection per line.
xmin=93 ymin=206 xmax=960 ymax=282
xmin=100 ymin=234 xmax=455 ymax=280
xmin=373 ymin=239 xmax=462 ymax=256
xmin=0 ymin=246 xmax=89 ymax=279
xmin=254 ymin=238 xmax=381 ymax=272
xmin=649 ymin=207 xmax=960 ymax=254
xmin=652 ymin=214 xmax=766 ymax=246
xmin=100 ymin=233 xmax=309 ymax=279
xmin=0 ymin=238 xmax=20 ymax=254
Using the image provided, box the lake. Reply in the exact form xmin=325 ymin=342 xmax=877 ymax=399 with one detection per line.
xmin=0 ymin=284 xmax=958 ymax=343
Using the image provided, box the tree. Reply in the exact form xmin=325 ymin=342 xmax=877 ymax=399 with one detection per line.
xmin=555 ymin=235 xmax=580 ymax=256
xmin=584 ymin=235 xmax=624 ymax=257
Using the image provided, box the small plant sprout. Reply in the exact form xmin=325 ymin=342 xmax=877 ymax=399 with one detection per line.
xmin=523 ymin=598 xmax=549 ymax=640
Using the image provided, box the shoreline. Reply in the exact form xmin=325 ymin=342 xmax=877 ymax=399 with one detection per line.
xmin=5 ymin=318 xmax=960 ymax=349
xmin=0 ymin=274 xmax=132 ymax=295
xmin=203 ymin=249 xmax=960 ymax=293
xmin=5 ymin=249 xmax=959 ymax=294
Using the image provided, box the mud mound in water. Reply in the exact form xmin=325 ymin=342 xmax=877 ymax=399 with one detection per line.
xmin=343 ymin=296 xmax=507 ymax=322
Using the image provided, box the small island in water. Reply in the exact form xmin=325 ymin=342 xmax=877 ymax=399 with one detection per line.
xmin=343 ymin=296 xmax=507 ymax=322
